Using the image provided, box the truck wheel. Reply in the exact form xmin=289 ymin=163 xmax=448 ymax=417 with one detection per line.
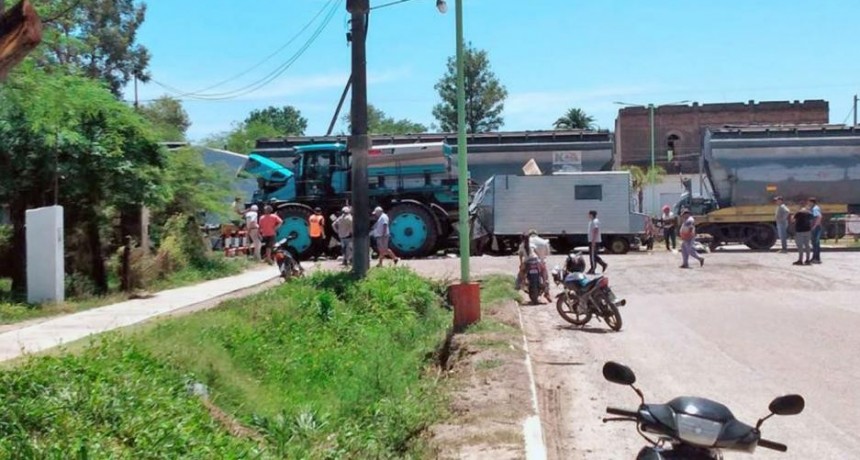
xmin=276 ymin=205 xmax=313 ymax=260
xmin=606 ymin=237 xmax=630 ymax=255
xmin=744 ymin=224 xmax=777 ymax=251
xmin=388 ymin=202 xmax=439 ymax=258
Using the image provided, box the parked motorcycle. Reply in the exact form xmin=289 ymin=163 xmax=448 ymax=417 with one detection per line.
xmin=520 ymin=256 xmax=549 ymax=305
xmin=274 ymin=234 xmax=304 ymax=281
xmin=601 ymin=361 xmax=804 ymax=459
xmin=553 ymin=254 xmax=625 ymax=331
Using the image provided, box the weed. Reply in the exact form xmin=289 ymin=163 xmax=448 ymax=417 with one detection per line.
xmin=480 ymin=274 xmax=519 ymax=305
xmin=475 ymin=358 xmax=504 ymax=370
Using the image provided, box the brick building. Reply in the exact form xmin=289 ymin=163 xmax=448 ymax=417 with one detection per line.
xmin=614 ymin=100 xmax=829 ymax=173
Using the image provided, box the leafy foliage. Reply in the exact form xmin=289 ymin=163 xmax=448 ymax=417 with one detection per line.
xmin=137 ymin=95 xmax=191 ymax=141
xmin=0 ymin=64 xmax=163 ymax=294
xmin=554 ymin=107 xmax=595 ymax=130
xmin=244 ymin=105 xmax=307 ymax=136
xmin=0 ymin=269 xmax=450 ymax=458
xmin=623 ymin=165 xmax=666 ymax=213
xmin=343 ymin=104 xmax=428 ymax=135
xmin=150 ymin=147 xmax=235 ymax=225
xmin=31 ymin=0 xmax=151 ymax=96
xmin=433 ymin=43 xmax=508 ymax=133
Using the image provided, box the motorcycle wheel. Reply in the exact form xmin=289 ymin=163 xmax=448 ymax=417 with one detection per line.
xmin=601 ymin=295 xmax=623 ymax=331
xmin=556 ymin=293 xmax=592 ymax=326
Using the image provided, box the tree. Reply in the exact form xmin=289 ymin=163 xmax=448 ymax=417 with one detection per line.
xmin=0 ymin=65 xmax=162 ymax=295
xmin=342 ymin=104 xmax=428 ymax=135
xmin=137 ymin=95 xmax=191 ymax=141
xmin=244 ymin=105 xmax=307 ymax=136
xmin=432 ymin=44 xmax=507 ymax=133
xmin=150 ymin=146 xmax=235 ymax=226
xmin=623 ymin=165 xmax=666 ymax=213
xmin=554 ymin=108 xmax=595 ymax=130
xmin=32 ymin=0 xmax=150 ymax=96
xmin=203 ymin=120 xmax=281 ymax=154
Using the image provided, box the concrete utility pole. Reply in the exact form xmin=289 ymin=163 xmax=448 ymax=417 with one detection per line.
xmin=854 ymin=94 xmax=858 ymax=127
xmin=347 ymin=0 xmax=370 ymax=278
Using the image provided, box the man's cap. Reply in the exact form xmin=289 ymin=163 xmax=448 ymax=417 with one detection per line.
xmin=681 ymin=208 xmax=691 ymax=215
xmin=342 ymin=206 xmax=351 ymax=213
xmin=250 ymin=204 xmax=258 ymax=211
xmin=373 ymin=206 xmax=383 ymax=214
xmin=662 ymin=205 xmax=670 ymax=212
xmin=314 ymin=207 xmax=322 ymax=212
xmin=528 ymin=229 xmax=538 ymax=236
xmin=773 ymin=196 xmax=783 ymax=201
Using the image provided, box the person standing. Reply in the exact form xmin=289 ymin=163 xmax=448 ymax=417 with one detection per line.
xmin=244 ymin=204 xmax=261 ymax=261
xmin=774 ymin=196 xmax=790 ymax=253
xmin=332 ymin=206 xmax=354 ymax=266
xmin=258 ymin=205 xmax=283 ymax=264
xmin=679 ymin=208 xmax=705 ymax=269
xmin=660 ymin=205 xmax=677 ymax=251
xmin=809 ymin=197 xmax=823 ymax=264
xmin=791 ymin=205 xmax=813 ymax=265
xmin=308 ymin=207 xmax=326 ymax=261
xmin=643 ymin=216 xmax=656 ymax=252
xmin=586 ymin=210 xmax=608 ymax=274
xmin=528 ymin=229 xmax=552 ymax=302
xmin=371 ymin=206 xmax=399 ymax=267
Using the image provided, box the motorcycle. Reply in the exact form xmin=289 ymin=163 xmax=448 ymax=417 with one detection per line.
xmin=520 ymin=256 xmax=549 ymax=305
xmin=552 ymin=252 xmax=587 ymax=286
xmin=601 ymin=361 xmax=804 ymax=459
xmin=274 ymin=234 xmax=304 ymax=281
xmin=553 ymin=254 xmax=626 ymax=331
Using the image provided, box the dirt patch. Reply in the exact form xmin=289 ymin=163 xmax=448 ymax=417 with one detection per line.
xmin=427 ymin=299 xmax=535 ymax=459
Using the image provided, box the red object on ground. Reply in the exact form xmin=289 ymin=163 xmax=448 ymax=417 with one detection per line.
xmin=449 ymin=282 xmax=481 ymax=330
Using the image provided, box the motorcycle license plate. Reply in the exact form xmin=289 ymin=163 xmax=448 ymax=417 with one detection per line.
xmin=528 ymin=268 xmax=540 ymax=274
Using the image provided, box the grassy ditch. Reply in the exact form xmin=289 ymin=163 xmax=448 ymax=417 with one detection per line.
xmin=0 ymin=255 xmax=250 ymax=326
xmin=0 ymin=268 xmax=451 ymax=458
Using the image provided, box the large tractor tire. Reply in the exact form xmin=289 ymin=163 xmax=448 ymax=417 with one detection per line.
xmin=388 ymin=202 xmax=439 ymax=258
xmin=743 ymin=224 xmax=777 ymax=251
xmin=275 ymin=204 xmax=314 ymax=260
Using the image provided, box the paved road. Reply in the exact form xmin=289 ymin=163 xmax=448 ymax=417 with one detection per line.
xmin=404 ymin=249 xmax=860 ymax=459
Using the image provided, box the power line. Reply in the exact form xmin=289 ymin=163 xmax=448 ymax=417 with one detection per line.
xmin=151 ymin=0 xmax=340 ymax=101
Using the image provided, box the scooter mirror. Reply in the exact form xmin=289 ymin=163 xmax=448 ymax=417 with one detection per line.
xmin=768 ymin=394 xmax=805 ymax=416
xmin=602 ymin=361 xmax=636 ymax=386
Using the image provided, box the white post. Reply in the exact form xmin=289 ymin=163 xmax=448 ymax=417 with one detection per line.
xmin=26 ymin=206 xmax=65 ymax=304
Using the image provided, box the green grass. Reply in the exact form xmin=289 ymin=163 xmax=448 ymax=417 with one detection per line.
xmin=479 ymin=274 xmax=519 ymax=306
xmin=0 ymin=268 xmax=452 ymax=458
xmin=0 ymin=255 xmax=250 ymax=326
xmin=475 ymin=358 xmax=504 ymax=371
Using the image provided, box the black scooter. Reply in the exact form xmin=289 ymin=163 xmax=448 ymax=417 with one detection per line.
xmin=602 ymin=361 xmax=804 ymax=459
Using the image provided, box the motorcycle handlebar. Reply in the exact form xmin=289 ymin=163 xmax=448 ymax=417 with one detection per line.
xmin=606 ymin=407 xmax=639 ymax=418
xmin=757 ymin=438 xmax=787 ymax=452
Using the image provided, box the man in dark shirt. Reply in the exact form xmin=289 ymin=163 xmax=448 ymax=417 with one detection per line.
xmin=791 ymin=206 xmax=813 ymax=266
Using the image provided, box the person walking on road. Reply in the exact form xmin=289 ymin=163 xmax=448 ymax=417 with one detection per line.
xmin=309 ymin=207 xmax=326 ymax=262
xmin=528 ymin=229 xmax=553 ymax=302
xmin=332 ymin=206 xmax=354 ymax=266
xmin=244 ymin=204 xmax=262 ymax=261
xmin=259 ymin=205 xmax=283 ymax=264
xmin=586 ymin=210 xmax=608 ymax=275
xmin=660 ymin=205 xmax=677 ymax=252
xmin=791 ymin=206 xmax=813 ymax=266
xmin=371 ymin=206 xmax=399 ymax=267
xmin=679 ymin=208 xmax=705 ymax=269
xmin=774 ymin=196 xmax=790 ymax=253
xmin=809 ymin=197 xmax=823 ymax=264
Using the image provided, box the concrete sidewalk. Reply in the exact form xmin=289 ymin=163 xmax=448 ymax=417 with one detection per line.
xmin=0 ymin=266 xmax=281 ymax=363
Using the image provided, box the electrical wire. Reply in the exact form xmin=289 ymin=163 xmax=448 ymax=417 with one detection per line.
xmin=151 ymin=0 xmax=340 ymax=101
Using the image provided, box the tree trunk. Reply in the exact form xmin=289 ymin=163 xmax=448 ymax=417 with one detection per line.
xmin=8 ymin=198 xmax=27 ymax=298
xmin=85 ymin=211 xmax=108 ymax=294
xmin=0 ymin=0 xmax=43 ymax=80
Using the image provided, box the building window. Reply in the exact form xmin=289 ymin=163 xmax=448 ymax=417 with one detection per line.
xmin=666 ymin=134 xmax=680 ymax=161
xmin=575 ymin=185 xmax=602 ymax=200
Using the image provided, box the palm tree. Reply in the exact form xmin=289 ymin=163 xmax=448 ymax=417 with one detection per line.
xmin=622 ymin=165 xmax=666 ymax=213
xmin=553 ymin=108 xmax=595 ymax=130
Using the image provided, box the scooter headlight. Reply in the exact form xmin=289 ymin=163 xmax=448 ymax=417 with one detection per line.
xmin=675 ymin=414 xmax=722 ymax=447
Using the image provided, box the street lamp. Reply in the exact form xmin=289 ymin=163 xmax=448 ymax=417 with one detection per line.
xmin=615 ymin=100 xmax=689 ymax=215
xmin=437 ymin=0 xmax=480 ymax=329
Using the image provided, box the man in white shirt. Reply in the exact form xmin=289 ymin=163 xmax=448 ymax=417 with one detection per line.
xmin=587 ymin=210 xmax=608 ymax=274
xmin=371 ymin=206 xmax=399 ymax=267
xmin=243 ymin=204 xmax=261 ymax=261
xmin=808 ymin=197 xmax=823 ymax=264
xmin=332 ymin=206 xmax=354 ymax=266
xmin=679 ymin=208 xmax=705 ymax=269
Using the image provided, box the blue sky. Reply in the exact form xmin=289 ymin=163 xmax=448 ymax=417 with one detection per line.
xmin=127 ymin=0 xmax=860 ymax=142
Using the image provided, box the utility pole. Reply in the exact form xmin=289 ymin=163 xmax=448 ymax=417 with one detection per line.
xmin=854 ymin=94 xmax=858 ymax=127
xmin=347 ymin=0 xmax=370 ymax=278
xmin=648 ymin=104 xmax=656 ymax=215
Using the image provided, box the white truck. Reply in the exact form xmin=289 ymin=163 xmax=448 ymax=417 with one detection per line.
xmin=469 ymin=171 xmax=648 ymax=254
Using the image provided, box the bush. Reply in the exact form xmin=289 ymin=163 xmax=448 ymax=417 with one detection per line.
xmin=156 ymin=213 xmax=209 ymax=273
